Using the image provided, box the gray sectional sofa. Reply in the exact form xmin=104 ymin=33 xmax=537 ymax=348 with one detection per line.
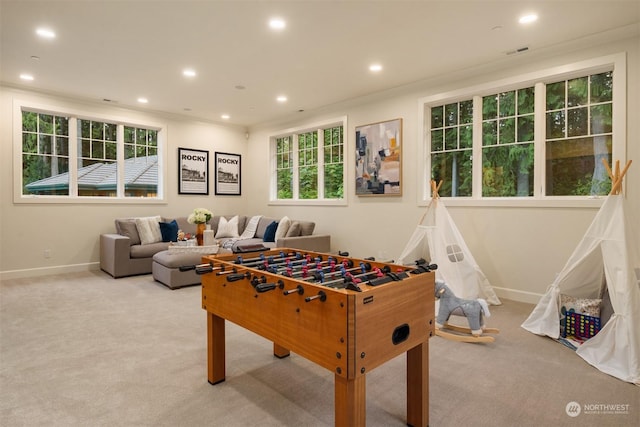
xmin=100 ymin=214 xmax=330 ymax=279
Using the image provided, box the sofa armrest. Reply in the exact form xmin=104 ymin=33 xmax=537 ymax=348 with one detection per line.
xmin=100 ymin=233 xmax=131 ymax=278
xmin=276 ymin=234 xmax=331 ymax=253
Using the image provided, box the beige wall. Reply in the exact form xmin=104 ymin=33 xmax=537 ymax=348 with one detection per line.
xmin=1 ymin=34 xmax=638 ymax=305
xmin=0 ymin=88 xmax=249 ymax=277
xmin=245 ymin=34 xmax=640 ymax=303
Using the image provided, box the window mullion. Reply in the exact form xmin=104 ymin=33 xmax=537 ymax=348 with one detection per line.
xmin=533 ymin=82 xmax=546 ymax=197
xmin=117 ymin=124 xmax=125 ymax=197
xmin=472 ymin=95 xmax=483 ymax=198
xmin=317 ymin=128 xmax=325 ymax=199
xmin=68 ymin=117 xmax=78 ymax=197
xmin=292 ymin=134 xmax=299 ymax=199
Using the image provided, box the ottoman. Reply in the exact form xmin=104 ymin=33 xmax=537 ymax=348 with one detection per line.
xmin=152 ymin=250 xmax=210 ymax=289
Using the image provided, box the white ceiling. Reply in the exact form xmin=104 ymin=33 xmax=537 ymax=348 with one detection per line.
xmin=1 ymin=1 xmax=638 ymax=129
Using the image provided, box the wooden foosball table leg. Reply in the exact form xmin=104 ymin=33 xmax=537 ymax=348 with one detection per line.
xmin=334 ymin=374 xmax=366 ymax=427
xmin=406 ymin=342 xmax=428 ymax=427
xmin=273 ymin=343 xmax=291 ymax=358
xmin=207 ymin=312 xmax=226 ymax=385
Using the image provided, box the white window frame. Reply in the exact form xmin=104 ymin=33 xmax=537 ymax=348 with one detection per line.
xmin=269 ymin=116 xmax=347 ymax=206
xmin=13 ymin=100 xmax=167 ymax=204
xmin=417 ymin=53 xmax=627 ymax=208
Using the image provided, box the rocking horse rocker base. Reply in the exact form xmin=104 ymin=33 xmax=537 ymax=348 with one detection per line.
xmin=435 ymin=323 xmax=499 ymax=343
xmin=434 ymin=280 xmax=500 ymax=343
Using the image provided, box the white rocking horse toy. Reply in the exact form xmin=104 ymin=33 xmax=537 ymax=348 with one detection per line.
xmin=434 ymin=280 xmax=499 ymax=343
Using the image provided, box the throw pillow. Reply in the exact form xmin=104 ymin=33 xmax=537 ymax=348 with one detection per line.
xmin=240 ymin=215 xmax=262 ymax=239
xmin=559 ymin=294 xmax=602 ymax=318
xmin=159 ymin=220 xmax=179 ymax=242
xmin=215 ymin=215 xmax=240 ymax=238
xmin=135 ymin=216 xmax=163 ymax=245
xmin=115 ymin=219 xmax=141 ymax=246
xmin=263 ymin=221 xmax=278 ymax=242
xmin=274 ymin=216 xmax=291 ymax=241
xmin=285 ymin=221 xmax=301 ymax=237
xmin=298 ymin=221 xmax=315 ymax=236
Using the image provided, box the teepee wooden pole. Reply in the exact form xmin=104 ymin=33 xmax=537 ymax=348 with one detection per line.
xmin=602 ymin=158 xmax=632 ymax=195
xmin=602 ymin=158 xmax=614 ymax=182
xmin=609 ymin=160 xmax=632 ymax=195
xmin=419 ymin=180 xmax=443 ymax=224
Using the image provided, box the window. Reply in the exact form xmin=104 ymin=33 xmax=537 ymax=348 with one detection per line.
xmin=275 ymin=136 xmax=293 ymax=198
xmin=323 ymin=125 xmax=344 ymax=199
xmin=22 ymin=111 xmax=70 ymax=195
xmin=123 ymin=126 xmax=159 ymax=197
xmin=271 ymin=117 xmax=346 ymax=204
xmin=298 ymin=130 xmax=318 ymax=199
xmin=431 ymin=100 xmax=473 ymax=197
xmin=545 ymin=72 xmax=613 ymax=196
xmin=481 ymin=87 xmax=535 ymax=197
xmin=77 ymin=119 xmax=118 ymax=196
xmin=16 ymin=102 xmax=165 ymax=202
xmin=421 ymin=54 xmax=625 ymax=204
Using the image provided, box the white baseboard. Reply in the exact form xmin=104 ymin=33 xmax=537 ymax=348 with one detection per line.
xmin=0 ymin=262 xmax=100 ymax=281
xmin=493 ymin=286 xmax=543 ymax=305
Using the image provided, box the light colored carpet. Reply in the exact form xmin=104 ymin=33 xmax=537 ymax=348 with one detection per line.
xmin=1 ymin=271 xmax=638 ymax=426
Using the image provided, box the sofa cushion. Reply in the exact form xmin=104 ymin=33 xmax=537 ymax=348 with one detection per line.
xmin=240 ymin=215 xmax=262 ymax=238
xmin=115 ymin=219 xmax=141 ymax=246
xmin=215 ymin=215 xmax=240 ymax=238
xmin=135 ymin=216 xmax=163 ymax=245
xmin=275 ymin=216 xmax=291 ymax=241
xmin=285 ymin=221 xmax=301 ymax=237
xmin=169 ymin=217 xmax=195 ymax=235
xmin=130 ymin=241 xmax=168 ymax=258
xmin=212 ymin=215 xmax=247 ymax=236
xmin=159 ymin=220 xmax=179 ymax=242
xmin=298 ymin=221 xmax=315 ymax=236
xmin=263 ymin=221 xmax=278 ymax=242
xmin=255 ymin=217 xmax=276 ymax=238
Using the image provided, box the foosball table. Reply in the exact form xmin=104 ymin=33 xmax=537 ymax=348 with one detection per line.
xmin=198 ymin=248 xmax=436 ymax=427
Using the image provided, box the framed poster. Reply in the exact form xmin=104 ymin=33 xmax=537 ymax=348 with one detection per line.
xmin=215 ymin=152 xmax=241 ymax=196
xmin=355 ymin=118 xmax=402 ymax=196
xmin=178 ymin=148 xmax=209 ymax=195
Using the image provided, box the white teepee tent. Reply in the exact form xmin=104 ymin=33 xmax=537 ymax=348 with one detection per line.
xmin=397 ymin=181 xmax=501 ymax=305
xmin=521 ymin=160 xmax=640 ymax=385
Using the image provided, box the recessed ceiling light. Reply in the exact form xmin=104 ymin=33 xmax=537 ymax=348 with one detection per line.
xmin=276 ymin=95 xmax=287 ymax=103
xmin=221 ymin=114 xmax=230 ymax=120
xmin=182 ymin=69 xmax=196 ymax=78
xmin=519 ymin=13 xmax=538 ymax=24
xmin=269 ymin=18 xmax=286 ymax=30
xmin=20 ymin=73 xmax=34 ymax=81
xmin=137 ymin=97 xmax=148 ymax=104
xmin=36 ymin=28 xmax=56 ymax=39
xmin=369 ymin=64 xmax=383 ymax=72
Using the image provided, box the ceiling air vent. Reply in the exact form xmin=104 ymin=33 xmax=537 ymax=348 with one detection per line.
xmin=506 ymin=46 xmax=529 ymax=56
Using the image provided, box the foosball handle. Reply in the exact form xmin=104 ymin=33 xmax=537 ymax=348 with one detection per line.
xmin=283 ymin=285 xmax=304 ymax=296
xmin=256 ymin=282 xmax=277 ymax=293
xmin=305 ymin=290 xmax=327 ymax=302
xmin=227 ymin=271 xmax=251 ymax=282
